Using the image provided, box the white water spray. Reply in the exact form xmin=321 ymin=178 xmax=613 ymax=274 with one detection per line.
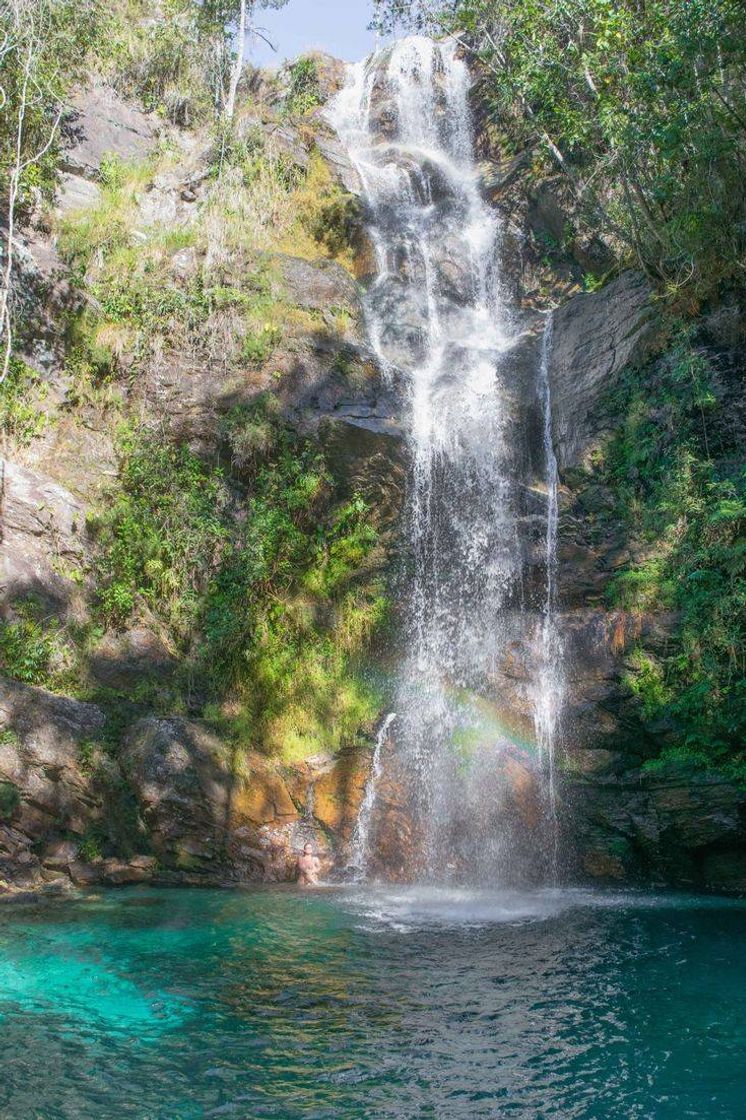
xmin=348 ymin=712 xmax=397 ymax=880
xmin=533 ymin=314 xmax=564 ymax=853
xmin=330 ymin=38 xmax=563 ymax=883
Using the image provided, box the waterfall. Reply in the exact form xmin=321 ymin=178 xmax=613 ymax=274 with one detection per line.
xmin=533 ymin=314 xmax=564 ymax=866
xmin=348 ymin=712 xmax=396 ymax=880
xmin=329 ymin=38 xmax=561 ymax=884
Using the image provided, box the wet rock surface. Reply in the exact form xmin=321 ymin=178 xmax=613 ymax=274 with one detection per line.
xmin=548 ymin=272 xmax=658 ymax=471
xmin=0 ymin=682 xmax=372 ymax=894
xmin=565 ymin=769 xmax=746 ymax=890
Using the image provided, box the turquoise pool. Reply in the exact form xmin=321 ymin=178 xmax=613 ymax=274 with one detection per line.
xmin=0 ymin=885 xmax=744 ymax=1118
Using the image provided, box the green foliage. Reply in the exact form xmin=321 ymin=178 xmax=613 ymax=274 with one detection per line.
xmin=77 ymin=737 xmax=101 ymax=775
xmin=0 ymin=357 xmax=47 ymax=447
xmin=92 ymin=0 xmax=291 ymax=126
xmin=90 ymin=435 xmax=228 ymax=635
xmin=77 ymin=828 xmax=104 ymax=862
xmin=91 ymin=404 xmax=388 ymax=760
xmin=623 ymin=650 xmax=671 ymax=720
xmin=100 ymin=0 xmax=216 ymax=124
xmin=597 ymin=327 xmax=746 ymax=773
xmin=284 ymin=57 xmax=322 ymax=117
xmin=0 ymin=600 xmax=59 ymax=685
xmin=57 ymin=154 xmax=159 ymax=276
xmin=0 ymin=781 xmax=20 ymax=821
xmin=241 ymin=323 xmax=281 ymax=364
xmin=200 ymin=404 xmax=387 ymax=758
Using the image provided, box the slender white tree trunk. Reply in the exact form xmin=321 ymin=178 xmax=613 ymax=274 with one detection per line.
xmin=223 ymin=0 xmax=247 ymax=122
xmin=0 ymin=0 xmax=63 ymax=384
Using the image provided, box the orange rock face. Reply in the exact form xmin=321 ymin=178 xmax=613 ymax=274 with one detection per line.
xmin=231 ymin=761 xmax=299 ymax=827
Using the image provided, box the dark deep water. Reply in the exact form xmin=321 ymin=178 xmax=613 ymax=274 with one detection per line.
xmin=1 ymin=885 xmax=745 ymax=1119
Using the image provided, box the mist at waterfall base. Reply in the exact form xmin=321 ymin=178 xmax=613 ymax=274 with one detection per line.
xmin=1 ymin=887 xmax=745 ymax=1119
xmin=328 ymin=38 xmax=564 ymax=884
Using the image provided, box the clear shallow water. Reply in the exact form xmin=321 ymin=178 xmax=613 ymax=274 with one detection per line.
xmin=0 ymin=886 xmax=745 ymax=1119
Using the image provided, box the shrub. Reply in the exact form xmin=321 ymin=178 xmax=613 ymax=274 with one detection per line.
xmin=90 ymin=435 xmax=229 ymax=636
xmin=0 ymin=602 xmax=58 ymax=685
xmin=284 ymin=58 xmax=322 ymax=117
xmin=0 ymin=358 xmax=47 ymax=448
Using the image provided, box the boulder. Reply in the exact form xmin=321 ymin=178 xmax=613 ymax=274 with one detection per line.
xmin=0 ymin=677 xmax=106 ymax=883
xmin=56 ymin=173 xmax=102 ymax=215
xmin=277 ymin=254 xmax=363 ymax=316
xmin=315 ymin=131 xmax=362 ymax=193
xmin=303 ymin=748 xmax=369 ymax=839
xmin=122 ymin=717 xmax=234 ymax=870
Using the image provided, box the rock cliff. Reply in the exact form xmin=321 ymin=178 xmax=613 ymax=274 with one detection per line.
xmin=1 ymin=48 xmax=743 ymax=896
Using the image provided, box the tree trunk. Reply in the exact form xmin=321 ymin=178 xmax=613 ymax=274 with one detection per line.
xmin=223 ymin=0 xmax=247 ymax=123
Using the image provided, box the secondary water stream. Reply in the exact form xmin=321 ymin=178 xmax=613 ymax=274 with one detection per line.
xmin=329 ymin=38 xmax=562 ymax=881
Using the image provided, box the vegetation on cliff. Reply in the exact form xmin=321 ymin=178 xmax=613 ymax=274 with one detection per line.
xmin=88 ymin=408 xmax=387 ymax=760
xmin=594 ymin=328 xmax=745 ymax=777
xmin=1 ymin=0 xmax=389 ymax=766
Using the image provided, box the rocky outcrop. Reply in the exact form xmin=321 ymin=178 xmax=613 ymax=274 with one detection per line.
xmin=57 ymin=81 xmax=157 ymax=213
xmin=0 ymin=682 xmax=372 ymax=893
xmin=548 ymin=271 xmax=658 ymax=471
xmin=0 ymin=458 xmax=89 ymax=619
xmin=566 ymin=766 xmax=746 ymax=891
xmin=122 ymin=717 xmax=370 ymax=882
xmin=0 ymin=676 xmax=106 ymax=888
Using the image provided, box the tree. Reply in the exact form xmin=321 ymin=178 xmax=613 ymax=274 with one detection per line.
xmin=216 ymin=0 xmax=289 ymax=122
xmin=0 ymin=0 xmax=99 ymax=383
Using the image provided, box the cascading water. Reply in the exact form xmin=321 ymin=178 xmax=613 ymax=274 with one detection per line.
xmin=329 ymin=37 xmax=563 ymax=884
xmin=347 ymin=712 xmax=396 ymax=880
xmin=532 ymin=313 xmax=564 ymax=869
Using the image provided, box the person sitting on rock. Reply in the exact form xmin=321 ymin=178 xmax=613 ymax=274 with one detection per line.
xmin=296 ymin=842 xmax=321 ymax=887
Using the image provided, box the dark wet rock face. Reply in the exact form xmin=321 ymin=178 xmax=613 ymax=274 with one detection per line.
xmin=565 ymin=770 xmax=746 ymax=890
xmin=547 ymin=271 xmax=658 ymax=471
